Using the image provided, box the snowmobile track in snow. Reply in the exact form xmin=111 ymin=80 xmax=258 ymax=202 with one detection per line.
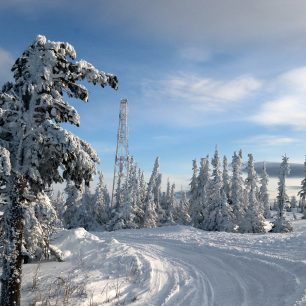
xmin=107 ymin=225 xmax=306 ymax=306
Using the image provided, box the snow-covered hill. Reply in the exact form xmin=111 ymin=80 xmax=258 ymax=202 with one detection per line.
xmin=21 ymin=220 xmax=306 ymax=305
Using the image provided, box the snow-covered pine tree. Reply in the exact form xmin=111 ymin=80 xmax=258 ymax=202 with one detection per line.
xmin=240 ymin=154 xmax=265 ymax=233
xmin=189 ymin=159 xmax=198 ymax=225
xmin=298 ymin=156 xmax=306 ymax=218
xmin=23 ymin=192 xmax=59 ymax=261
xmin=290 ymin=196 xmax=298 ymax=212
xmin=166 ymin=183 xmax=176 ymax=224
xmin=52 ymin=190 xmax=66 ymax=224
xmin=63 ymin=181 xmax=84 ymax=229
xmin=222 ymin=155 xmax=231 ymax=203
xmin=108 ymin=162 xmax=126 ymax=230
xmin=92 ymin=171 xmax=109 ymax=227
xmin=121 ymin=157 xmax=138 ymax=229
xmin=271 ymin=155 xmax=293 ymax=232
xmin=201 ymin=148 xmax=234 ymax=232
xmin=134 ymin=169 xmax=145 ymax=226
xmin=0 ymin=35 xmax=118 ymax=305
xmin=193 ymin=157 xmax=210 ymax=228
xmin=259 ymin=162 xmax=270 ymax=219
xmin=155 ymin=173 xmax=164 ymax=223
xmin=230 ymin=151 xmax=245 ymax=229
xmin=290 ymin=196 xmax=298 ymax=220
xmin=143 ymin=181 xmax=158 ymax=228
xmin=178 ymin=191 xmax=191 ymax=225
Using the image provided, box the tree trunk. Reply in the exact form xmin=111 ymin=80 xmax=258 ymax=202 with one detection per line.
xmin=0 ymin=177 xmax=25 ymax=306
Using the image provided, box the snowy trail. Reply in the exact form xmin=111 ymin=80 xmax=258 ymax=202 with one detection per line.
xmin=100 ymin=224 xmax=306 ymax=306
xmin=19 ymin=223 xmax=306 ymax=305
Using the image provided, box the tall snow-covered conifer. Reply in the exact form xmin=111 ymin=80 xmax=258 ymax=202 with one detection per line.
xmin=298 ymin=156 xmax=306 ymax=218
xmin=272 ymin=155 xmax=292 ymax=232
xmin=222 ymin=156 xmax=231 ymax=203
xmin=230 ymin=151 xmax=245 ymax=228
xmin=189 ymin=159 xmax=198 ymax=224
xmin=202 ymin=148 xmax=234 ymax=232
xmin=193 ymin=157 xmax=210 ymax=228
xmin=0 ymin=35 xmax=117 ymax=305
xmin=240 ymin=154 xmax=265 ymax=233
xmin=259 ymin=162 xmax=270 ymax=218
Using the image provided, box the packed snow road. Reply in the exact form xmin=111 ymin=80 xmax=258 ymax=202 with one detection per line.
xmin=20 ymin=221 xmax=306 ymax=305
xmin=99 ymin=222 xmax=306 ymax=306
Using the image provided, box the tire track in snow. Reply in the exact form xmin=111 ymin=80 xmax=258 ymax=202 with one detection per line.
xmin=115 ymin=234 xmax=306 ymax=306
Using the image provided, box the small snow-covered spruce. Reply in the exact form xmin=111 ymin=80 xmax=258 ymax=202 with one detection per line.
xmin=63 ymin=181 xmax=83 ymax=229
xmin=271 ymin=155 xmax=293 ymax=233
xmin=167 ymin=183 xmax=176 ymax=224
xmin=189 ymin=159 xmax=198 ymax=225
xmin=160 ymin=178 xmax=171 ymax=224
xmin=201 ymin=147 xmax=234 ymax=232
xmin=240 ymin=154 xmax=265 ymax=233
xmin=222 ymin=155 xmax=231 ymax=203
xmin=108 ymin=162 xmax=126 ymax=230
xmin=23 ymin=192 xmax=59 ymax=262
xmin=298 ymin=156 xmax=306 ymax=218
xmin=52 ymin=190 xmax=66 ymax=224
xmin=290 ymin=196 xmax=298 ymax=220
xmin=134 ymin=170 xmax=146 ymax=226
xmin=230 ymin=151 xmax=245 ymax=228
xmin=143 ymin=181 xmax=158 ymax=228
xmin=259 ymin=162 xmax=271 ymax=219
xmin=178 ymin=191 xmax=191 ymax=225
xmin=92 ymin=171 xmax=110 ymax=228
xmin=0 ymin=35 xmax=117 ymax=306
xmin=194 ymin=157 xmax=210 ymax=228
xmin=122 ymin=157 xmax=138 ymax=229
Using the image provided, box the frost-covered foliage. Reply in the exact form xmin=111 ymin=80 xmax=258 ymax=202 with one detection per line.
xmin=201 ymin=148 xmax=234 ymax=232
xmin=178 ymin=191 xmax=191 ymax=225
xmin=108 ymin=157 xmax=143 ymax=230
xmin=259 ymin=162 xmax=270 ymax=219
xmin=240 ymin=154 xmax=265 ymax=233
xmin=188 ymin=148 xmax=273 ymax=234
xmin=23 ymin=192 xmax=59 ymax=261
xmin=0 ymin=35 xmax=118 ymax=306
xmin=193 ymin=157 xmax=210 ymax=228
xmin=222 ymin=156 xmax=231 ymax=202
xmin=298 ymin=157 xmax=306 ymax=218
xmin=230 ymin=151 xmax=245 ymax=226
xmin=189 ymin=159 xmax=198 ymax=225
xmin=92 ymin=171 xmax=110 ymax=227
xmin=271 ymin=155 xmax=293 ymax=233
xmin=52 ymin=190 xmax=66 ymax=223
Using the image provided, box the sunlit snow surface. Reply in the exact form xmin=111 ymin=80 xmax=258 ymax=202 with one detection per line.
xmin=20 ymin=218 xmax=306 ymax=305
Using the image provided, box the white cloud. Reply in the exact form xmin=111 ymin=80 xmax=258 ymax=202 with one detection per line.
xmin=279 ymin=66 xmax=306 ymax=93
xmin=0 ymin=48 xmax=14 ymax=85
xmin=238 ymin=134 xmax=298 ymax=146
xmin=250 ymin=96 xmax=306 ymax=129
xmin=251 ymin=65 xmax=306 ymax=129
xmin=145 ymin=73 xmax=261 ymax=110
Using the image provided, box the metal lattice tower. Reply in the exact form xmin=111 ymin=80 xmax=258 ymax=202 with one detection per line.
xmin=111 ymin=98 xmax=129 ymax=206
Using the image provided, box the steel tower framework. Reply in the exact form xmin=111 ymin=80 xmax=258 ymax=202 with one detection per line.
xmin=111 ymin=98 xmax=129 ymax=206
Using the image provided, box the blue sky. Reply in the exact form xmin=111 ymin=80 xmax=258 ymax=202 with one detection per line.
xmin=1 ymin=0 xmax=306 ymax=190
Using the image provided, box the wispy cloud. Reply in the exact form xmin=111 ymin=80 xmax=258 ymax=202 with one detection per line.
xmin=0 ymin=48 xmax=14 ymax=85
xmin=144 ymin=72 xmax=261 ymax=110
xmin=238 ymin=134 xmax=298 ymax=146
xmin=250 ymin=96 xmax=306 ymax=129
xmin=251 ymin=65 xmax=306 ymax=130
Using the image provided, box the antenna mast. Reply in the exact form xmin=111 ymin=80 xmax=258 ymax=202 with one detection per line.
xmin=111 ymin=98 xmax=129 ymax=206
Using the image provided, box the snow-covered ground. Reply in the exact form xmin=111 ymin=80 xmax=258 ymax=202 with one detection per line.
xmin=21 ymin=219 xmax=306 ymax=305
